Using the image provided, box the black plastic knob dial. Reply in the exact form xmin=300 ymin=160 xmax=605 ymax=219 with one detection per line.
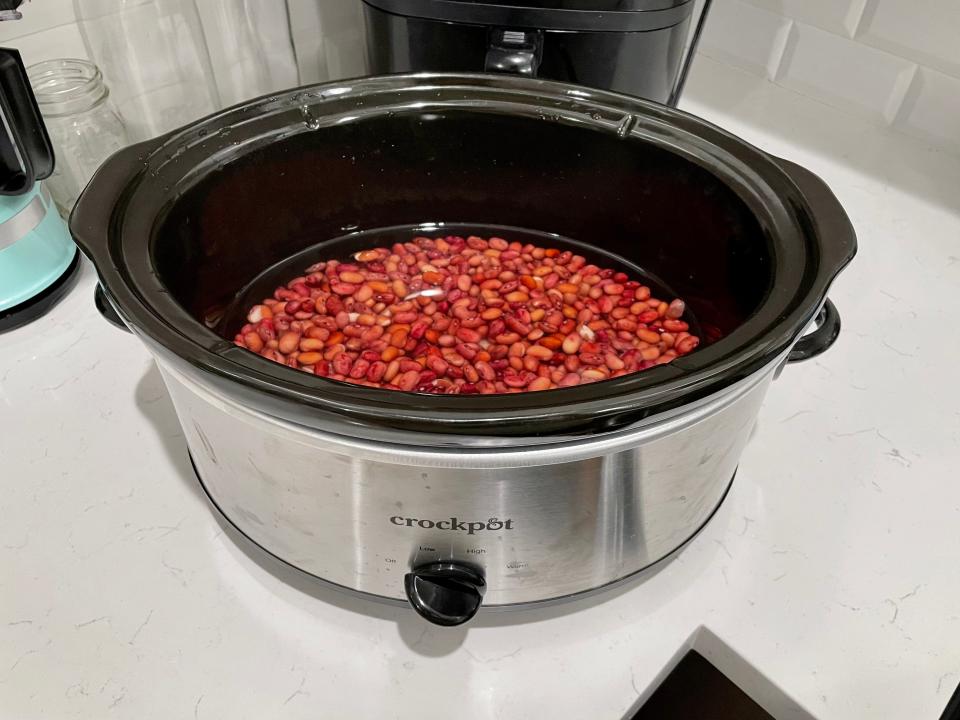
xmin=403 ymin=562 xmax=486 ymax=626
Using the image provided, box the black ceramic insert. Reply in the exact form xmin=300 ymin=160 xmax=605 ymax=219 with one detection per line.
xmin=70 ymin=74 xmax=855 ymax=438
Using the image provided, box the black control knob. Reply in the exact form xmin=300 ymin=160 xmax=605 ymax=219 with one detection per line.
xmin=404 ymin=562 xmax=486 ymax=626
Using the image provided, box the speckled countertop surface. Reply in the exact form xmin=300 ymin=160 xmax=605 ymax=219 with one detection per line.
xmin=2 ymin=57 xmax=959 ymax=719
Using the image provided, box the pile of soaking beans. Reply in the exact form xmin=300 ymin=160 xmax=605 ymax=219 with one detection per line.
xmin=235 ymin=235 xmax=700 ymax=394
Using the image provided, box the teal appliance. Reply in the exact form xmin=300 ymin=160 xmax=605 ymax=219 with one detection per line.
xmin=0 ymin=46 xmax=79 ymax=332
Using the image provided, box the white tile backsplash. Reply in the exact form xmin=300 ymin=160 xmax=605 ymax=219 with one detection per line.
xmin=0 ymin=0 xmax=76 ymax=43
xmin=776 ymin=22 xmax=917 ymax=123
xmin=857 ymin=0 xmax=960 ymax=78
xmin=196 ymin=0 xmax=299 ymax=106
xmin=743 ymin=0 xmax=868 ymax=37
xmin=697 ymin=0 xmax=960 ymax=154
xmin=0 ymin=0 xmax=364 ymax=118
xmin=893 ymin=67 xmax=960 ymax=150
xmin=286 ymin=0 xmax=367 ymax=84
xmin=12 ymin=23 xmax=88 ymax=66
xmin=699 ymin=0 xmax=792 ymax=79
xmin=0 ymin=0 xmax=955 ymax=155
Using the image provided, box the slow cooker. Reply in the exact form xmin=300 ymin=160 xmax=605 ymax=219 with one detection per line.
xmin=71 ymin=74 xmax=856 ymax=626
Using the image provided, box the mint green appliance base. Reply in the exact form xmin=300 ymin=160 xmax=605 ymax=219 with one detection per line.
xmin=0 ymin=182 xmax=77 ymax=312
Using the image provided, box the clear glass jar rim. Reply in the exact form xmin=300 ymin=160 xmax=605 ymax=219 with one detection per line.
xmin=28 ymin=58 xmax=108 ymax=115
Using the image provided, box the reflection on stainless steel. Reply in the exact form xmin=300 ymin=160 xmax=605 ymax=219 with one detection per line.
xmin=158 ymin=353 xmax=777 ymax=606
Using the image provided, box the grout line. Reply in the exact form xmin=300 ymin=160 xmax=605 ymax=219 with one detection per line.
xmin=768 ymin=20 xmax=795 ymax=83
xmin=0 ymin=21 xmax=76 ymax=45
xmin=884 ymin=63 xmax=921 ymax=126
xmin=847 ymin=0 xmax=873 ymax=39
xmin=691 ymin=53 xmax=960 ymax=159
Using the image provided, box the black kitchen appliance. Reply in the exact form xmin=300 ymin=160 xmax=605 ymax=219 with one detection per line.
xmin=362 ymin=0 xmax=712 ymax=105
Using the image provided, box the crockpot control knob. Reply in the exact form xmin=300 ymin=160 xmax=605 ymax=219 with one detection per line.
xmin=404 ymin=562 xmax=486 ymax=627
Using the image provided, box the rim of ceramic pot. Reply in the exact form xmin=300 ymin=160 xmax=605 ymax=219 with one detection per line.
xmin=70 ymin=73 xmax=856 ymax=438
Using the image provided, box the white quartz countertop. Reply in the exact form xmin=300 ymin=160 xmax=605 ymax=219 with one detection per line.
xmin=2 ymin=57 xmax=959 ymax=719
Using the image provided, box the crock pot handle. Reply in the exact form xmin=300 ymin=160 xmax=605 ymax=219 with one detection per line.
xmin=94 ymin=283 xmax=130 ymax=332
xmin=787 ymin=298 xmax=840 ymax=363
xmin=71 ymin=133 xmax=170 ymax=334
xmin=772 ymin=156 xmax=857 ymax=288
xmin=70 ymin=133 xmax=169 ymax=267
xmin=772 ymin=155 xmax=855 ymax=365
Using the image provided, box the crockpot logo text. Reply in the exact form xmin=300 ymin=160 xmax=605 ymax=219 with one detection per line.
xmin=389 ymin=516 xmax=514 ymax=534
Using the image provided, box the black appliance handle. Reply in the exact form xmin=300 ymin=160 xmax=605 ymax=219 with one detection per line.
xmin=0 ymin=46 xmax=54 ymax=195
xmin=787 ymin=298 xmax=840 ymax=363
xmin=485 ymin=28 xmax=543 ymax=77
xmin=667 ymin=0 xmax=713 ymax=107
xmin=71 ymin=132 xmax=168 ymax=291
xmin=72 ymin=133 xmax=169 ymax=334
xmin=772 ymin=155 xmax=856 ymax=365
xmin=94 ymin=282 xmax=131 ymax=332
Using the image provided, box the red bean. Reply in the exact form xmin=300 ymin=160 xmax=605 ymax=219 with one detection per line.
xmin=605 ymin=353 xmax=625 ymax=371
xmin=427 ymin=356 xmax=449 ymax=376
xmin=529 ymin=377 xmax=552 ymax=391
xmin=349 ymin=359 xmax=370 ymax=379
xmin=367 ymin=361 xmax=387 ymax=382
xmin=278 ymin=332 xmax=301 ymax=354
xmin=475 ymin=360 xmax=496 ymax=381
xmin=383 ymin=359 xmax=401 ymax=382
xmin=410 ymin=320 xmax=429 ymax=339
xmin=240 ymin=234 xmax=701 ymax=393
xmin=298 ymin=351 xmax=322 ymax=365
xmin=333 ymin=353 xmax=353 ymax=375
xmin=561 ymin=332 xmax=583 ymax=354
xmin=455 ymin=343 xmax=477 ymax=361
xmin=397 ymin=370 xmax=420 ymax=391
xmin=247 ymin=304 xmax=273 ymax=323
xmin=340 ymin=271 xmax=364 ymax=284
xmin=300 ymin=339 xmax=327 ymax=355
xmin=503 ymin=372 xmax=532 ymax=388
xmin=676 ymin=336 xmax=700 ymax=354
xmin=527 ymin=345 xmax=553 ymax=361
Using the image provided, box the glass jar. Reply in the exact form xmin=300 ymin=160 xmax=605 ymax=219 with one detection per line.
xmin=27 ymin=59 xmax=129 ymax=212
xmin=74 ymin=0 xmax=220 ymax=141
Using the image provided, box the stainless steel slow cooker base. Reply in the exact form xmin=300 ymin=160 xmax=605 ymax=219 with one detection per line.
xmin=191 ymin=450 xmax=737 ymax=611
xmin=71 ymin=74 xmax=856 ymax=624
xmin=159 ymin=353 xmax=776 ymax=609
